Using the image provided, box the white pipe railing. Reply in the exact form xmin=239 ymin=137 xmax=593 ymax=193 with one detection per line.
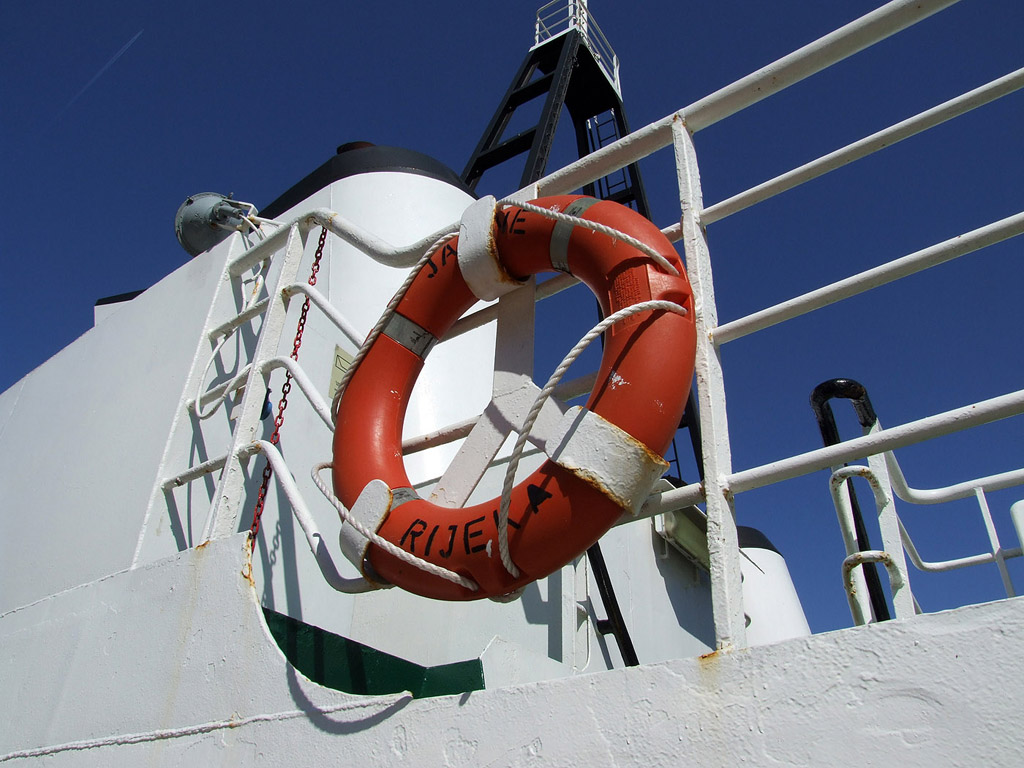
xmin=168 ymin=0 xmax=1023 ymax=651
xmin=713 ymin=211 xmax=1024 ymax=345
xmin=829 ymin=459 xmax=1021 ymax=624
xmin=886 ymin=454 xmax=1024 ymax=505
xmin=245 ymin=441 xmax=376 ymax=594
xmin=728 ymin=390 xmax=1024 ymax=495
xmin=702 ymin=67 xmax=1024 ymax=225
xmin=636 ymin=389 xmax=1024 ymax=522
xmin=532 ymin=0 xmax=963 ymax=200
xmin=843 ymin=550 xmax=907 ymax=626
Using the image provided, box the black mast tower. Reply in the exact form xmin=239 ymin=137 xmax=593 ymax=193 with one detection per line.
xmin=461 ymin=2 xmax=650 ymax=217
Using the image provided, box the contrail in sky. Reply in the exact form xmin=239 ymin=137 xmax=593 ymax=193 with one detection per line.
xmin=60 ymin=29 xmax=144 ymax=114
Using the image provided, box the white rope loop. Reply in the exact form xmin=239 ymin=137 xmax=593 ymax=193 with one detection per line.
xmin=311 ymin=463 xmax=479 ymax=592
xmin=497 ymin=198 xmax=681 ymax=277
xmin=494 ymin=300 xmax=690 ymax=578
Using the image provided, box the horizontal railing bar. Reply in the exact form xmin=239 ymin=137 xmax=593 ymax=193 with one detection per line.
xmin=885 ymin=453 xmax=1024 ymax=505
xmin=680 ymin=0 xmax=961 ymax=134
xmin=536 ymin=273 xmax=578 ymax=299
xmin=230 ymin=209 xmax=458 ymax=278
xmin=192 ymin=357 xmax=333 ymax=429
xmin=448 ymin=305 xmax=499 ymax=340
xmin=900 ymin=514 xmax=1022 ymax=573
xmin=411 ymin=446 xmax=547 ymax=495
xmin=403 ymin=416 xmax=477 ymax=455
xmin=401 ymin=372 xmax=598 ymax=455
xmin=637 ymin=389 xmax=1024 ymax=521
xmin=447 ymin=274 xmax=579 ymax=340
xmin=713 ymin=211 xmax=1024 ymax=345
xmin=191 ymin=364 xmax=252 ymax=412
xmin=637 ymin=483 xmax=706 ymax=519
xmin=308 ymin=209 xmax=457 ymax=270
xmin=907 ymin=547 xmax=1023 ymax=573
xmin=703 ymin=67 xmax=1024 ymax=225
xmin=553 ymin=371 xmax=598 ymax=401
xmin=228 ymin=221 xmax=306 ymax=277
xmin=284 ymin=283 xmax=364 ymax=348
xmin=161 ymin=453 xmax=229 ymax=490
xmin=208 ymin=297 xmax=271 ymax=341
xmin=260 ymin=356 xmax=334 ymax=431
xmin=728 ymin=389 xmax=1024 ymax=495
xmin=534 ymin=0 xmax=960 ymax=198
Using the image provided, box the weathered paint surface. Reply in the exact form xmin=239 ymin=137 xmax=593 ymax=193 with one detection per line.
xmin=1 ymin=533 xmax=1021 ymax=765
xmin=0 ymin=249 xmax=224 ymax=612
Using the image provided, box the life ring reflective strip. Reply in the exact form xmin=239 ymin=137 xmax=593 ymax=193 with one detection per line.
xmin=332 ymin=196 xmax=697 ymax=601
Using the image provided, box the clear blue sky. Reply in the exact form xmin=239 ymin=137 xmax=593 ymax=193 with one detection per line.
xmin=1 ymin=0 xmax=1021 ymax=632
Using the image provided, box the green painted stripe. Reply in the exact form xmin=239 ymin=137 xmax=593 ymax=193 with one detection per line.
xmin=263 ymin=607 xmax=485 ymax=699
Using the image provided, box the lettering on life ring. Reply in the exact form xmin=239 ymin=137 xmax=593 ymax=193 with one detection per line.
xmin=332 ymin=196 xmax=696 ymax=600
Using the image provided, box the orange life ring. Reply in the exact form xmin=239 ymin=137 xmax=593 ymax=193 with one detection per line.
xmin=332 ymin=196 xmax=696 ymax=600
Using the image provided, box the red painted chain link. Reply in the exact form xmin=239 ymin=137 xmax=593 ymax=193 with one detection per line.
xmin=249 ymin=227 xmax=328 ymax=550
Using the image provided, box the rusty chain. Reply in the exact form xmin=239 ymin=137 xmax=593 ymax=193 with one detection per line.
xmin=249 ymin=226 xmax=328 ymax=551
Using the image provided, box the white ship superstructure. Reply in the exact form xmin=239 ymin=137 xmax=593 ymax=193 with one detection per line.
xmin=1 ymin=1 xmax=1022 ymax=764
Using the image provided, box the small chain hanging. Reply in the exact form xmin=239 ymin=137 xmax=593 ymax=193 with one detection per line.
xmin=249 ymin=226 xmax=328 ymax=551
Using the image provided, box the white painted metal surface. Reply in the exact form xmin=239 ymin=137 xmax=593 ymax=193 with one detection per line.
xmin=740 ymin=546 xmax=812 ymax=646
xmin=2 ymin=0 xmax=1023 ymax=763
xmin=1 ymin=533 xmax=1021 ymax=764
xmin=457 ymin=195 xmax=523 ymax=301
xmin=115 ymin=162 xmax=717 ymax=676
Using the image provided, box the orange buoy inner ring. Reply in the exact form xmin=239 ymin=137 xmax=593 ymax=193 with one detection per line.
xmin=332 ymin=196 xmax=697 ymax=600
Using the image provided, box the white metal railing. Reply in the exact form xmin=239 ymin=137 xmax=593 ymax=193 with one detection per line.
xmin=156 ymin=0 xmax=1022 ymax=651
xmin=156 ymin=207 xmax=463 ymax=544
xmin=711 ymin=212 xmax=1024 ymax=345
xmin=700 ymin=67 xmax=1024 ymax=226
xmin=831 ymin=453 xmax=1023 ymax=626
xmin=520 ymin=0 xmax=1022 ymax=649
xmin=533 ymin=0 xmax=965 ymax=199
xmin=533 ymin=0 xmax=620 ymax=95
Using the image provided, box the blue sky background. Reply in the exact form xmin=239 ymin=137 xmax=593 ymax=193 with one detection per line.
xmin=2 ymin=0 xmax=1021 ymax=633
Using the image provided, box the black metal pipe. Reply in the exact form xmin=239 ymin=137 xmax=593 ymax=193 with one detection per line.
xmin=681 ymin=387 xmax=704 ymax=482
xmin=587 ymin=542 xmax=640 ymax=666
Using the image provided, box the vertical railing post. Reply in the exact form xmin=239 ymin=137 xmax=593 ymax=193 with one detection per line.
xmin=861 ymin=428 xmax=915 ymax=618
xmin=672 ymin=117 xmax=747 ymax=649
xmin=975 ymin=488 xmax=1017 ymax=597
xmin=203 ymin=223 xmax=312 ymax=541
